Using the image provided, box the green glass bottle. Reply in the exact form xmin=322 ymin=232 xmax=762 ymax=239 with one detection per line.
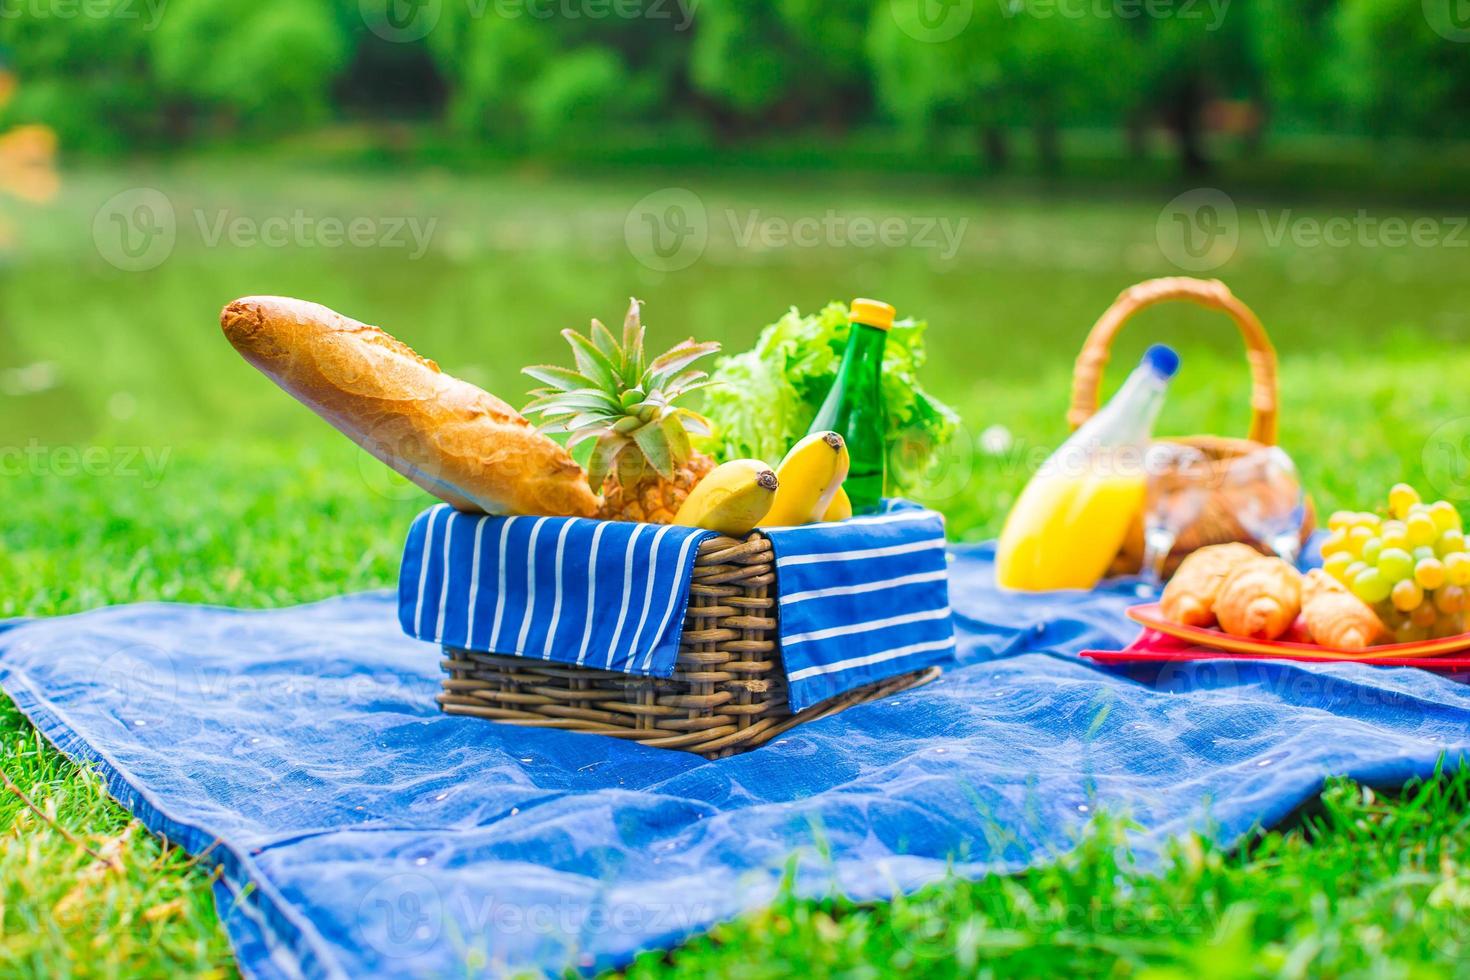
xmin=809 ymin=298 xmax=893 ymax=514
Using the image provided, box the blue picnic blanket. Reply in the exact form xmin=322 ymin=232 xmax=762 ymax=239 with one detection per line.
xmin=397 ymin=500 xmax=954 ymax=711
xmin=3 ymin=543 xmax=1470 ymax=979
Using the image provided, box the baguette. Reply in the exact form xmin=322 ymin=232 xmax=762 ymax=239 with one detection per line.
xmin=220 ymin=296 xmax=599 ymax=518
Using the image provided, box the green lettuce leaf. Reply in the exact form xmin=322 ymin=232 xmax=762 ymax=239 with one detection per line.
xmin=701 ymin=302 xmax=958 ymax=492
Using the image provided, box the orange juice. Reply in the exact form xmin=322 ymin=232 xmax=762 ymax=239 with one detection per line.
xmin=995 ymin=471 xmax=1146 ymax=590
xmin=993 ymin=344 xmax=1178 ymax=592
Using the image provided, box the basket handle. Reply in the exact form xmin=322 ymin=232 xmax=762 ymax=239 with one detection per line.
xmin=1067 ymin=277 xmax=1278 ymax=446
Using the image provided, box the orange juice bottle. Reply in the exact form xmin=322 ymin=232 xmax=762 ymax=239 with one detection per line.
xmin=996 ymin=345 xmax=1179 ymax=591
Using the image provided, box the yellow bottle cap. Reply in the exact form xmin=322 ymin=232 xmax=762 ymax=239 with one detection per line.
xmin=849 ymin=298 xmax=895 ymax=331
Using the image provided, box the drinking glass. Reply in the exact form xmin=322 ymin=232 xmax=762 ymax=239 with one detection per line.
xmin=1229 ymin=446 xmax=1307 ymax=566
xmin=1141 ymin=443 xmax=1209 ymax=590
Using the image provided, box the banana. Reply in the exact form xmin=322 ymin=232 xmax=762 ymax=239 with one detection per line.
xmin=673 ymin=459 xmax=779 ymax=536
xmin=763 ymin=431 xmax=850 ymax=527
xmin=822 ymin=485 xmax=852 ymax=523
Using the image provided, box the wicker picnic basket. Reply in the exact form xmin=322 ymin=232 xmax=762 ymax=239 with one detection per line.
xmin=1067 ymin=277 xmax=1315 ymax=577
xmin=436 ymin=532 xmax=940 ymax=760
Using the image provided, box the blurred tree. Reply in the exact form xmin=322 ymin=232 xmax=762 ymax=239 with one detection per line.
xmin=427 ymin=11 xmax=550 ymax=139
xmin=868 ymin=2 xmax=1125 ymax=172
xmin=149 ymin=0 xmax=347 ymax=132
xmin=336 ymin=0 xmax=448 ymax=117
xmin=1333 ymin=0 xmax=1470 ymax=138
xmin=690 ymin=0 xmax=873 ymax=138
xmin=1250 ymin=0 xmax=1343 ymax=134
xmin=427 ymin=4 xmax=678 ymax=144
xmin=1114 ymin=8 xmax=1261 ymax=173
xmin=0 ymin=2 xmax=159 ymax=151
xmin=524 ymin=46 xmax=640 ymax=142
xmin=0 ymin=0 xmax=1465 ymax=169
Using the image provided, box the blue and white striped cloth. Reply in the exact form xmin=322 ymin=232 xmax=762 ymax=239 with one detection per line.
xmin=398 ymin=505 xmax=714 ymax=676
xmin=763 ymin=500 xmax=955 ymax=710
xmin=397 ymin=500 xmax=955 ymax=710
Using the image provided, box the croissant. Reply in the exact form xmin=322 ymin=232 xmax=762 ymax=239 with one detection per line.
xmin=1215 ymin=557 xmax=1303 ymax=641
xmin=1301 ymin=569 xmax=1385 ymax=650
xmin=1160 ymin=543 xmax=1262 ymax=627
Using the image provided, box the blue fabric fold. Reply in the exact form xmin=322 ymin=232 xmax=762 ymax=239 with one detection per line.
xmin=3 ymin=544 xmax=1469 ymax=979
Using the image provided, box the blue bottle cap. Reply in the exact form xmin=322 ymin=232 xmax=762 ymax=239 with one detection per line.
xmin=1142 ymin=344 xmax=1180 ymax=380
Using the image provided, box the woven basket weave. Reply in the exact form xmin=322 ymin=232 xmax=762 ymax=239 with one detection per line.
xmin=437 ymin=532 xmax=940 ymax=759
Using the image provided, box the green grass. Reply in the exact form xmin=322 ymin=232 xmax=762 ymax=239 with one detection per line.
xmin=0 ymin=698 xmax=233 ymax=977
xmin=627 ymin=768 xmax=1470 ymax=979
xmin=4 ymin=161 xmax=1470 ymax=975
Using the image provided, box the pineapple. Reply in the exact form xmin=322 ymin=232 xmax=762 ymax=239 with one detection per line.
xmin=524 ymin=298 xmax=720 ymax=524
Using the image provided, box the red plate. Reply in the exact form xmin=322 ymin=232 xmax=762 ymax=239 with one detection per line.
xmin=1077 ymin=603 xmax=1470 ymax=671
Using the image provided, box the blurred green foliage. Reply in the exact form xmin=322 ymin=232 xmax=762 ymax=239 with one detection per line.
xmin=2 ymin=0 xmax=1468 ymax=167
xmin=149 ymin=0 xmax=345 ymax=126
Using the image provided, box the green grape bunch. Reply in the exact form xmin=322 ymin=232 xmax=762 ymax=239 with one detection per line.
xmin=1320 ymin=484 xmax=1470 ymax=644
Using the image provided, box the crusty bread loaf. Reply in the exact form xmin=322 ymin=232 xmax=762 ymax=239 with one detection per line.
xmin=220 ymin=296 xmax=599 ymax=518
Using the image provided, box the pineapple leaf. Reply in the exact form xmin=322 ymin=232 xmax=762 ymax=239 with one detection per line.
xmin=632 ymin=421 xmax=676 ymax=480
xmin=664 ymin=370 xmax=720 ymax=397
xmin=526 ymin=389 xmax=622 ymax=415
xmin=673 ymin=408 xmax=712 ymax=437
xmin=523 ymin=403 xmax=578 ymax=422
xmin=660 ymin=411 xmax=693 ymax=463
xmin=648 ymin=340 xmax=719 ymax=385
xmin=622 ymin=400 xmax=660 ymax=418
xmin=523 ymin=393 xmax=620 ymax=423
xmin=521 ymin=364 xmax=587 ymax=393
xmin=622 ymin=298 xmax=646 ymax=381
xmin=587 ymin=437 xmax=620 ymax=494
xmin=616 ymin=451 xmax=647 ymax=490
xmin=665 ymin=368 xmax=709 ymax=388
xmin=566 ymin=426 xmax=610 ymax=450
xmin=589 ymin=318 xmax=621 ymax=363
xmin=566 ymin=411 xmax=614 ymax=432
xmin=675 ymin=380 xmax=719 ymax=399
xmin=523 ymin=394 xmax=587 ymax=416
xmin=561 ymin=329 xmax=619 ymax=391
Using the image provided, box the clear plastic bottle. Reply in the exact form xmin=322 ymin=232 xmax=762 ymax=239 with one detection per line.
xmin=996 ymin=344 xmax=1180 ymax=591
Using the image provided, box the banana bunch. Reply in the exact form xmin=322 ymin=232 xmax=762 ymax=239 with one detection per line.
xmin=673 ymin=432 xmax=852 ymax=536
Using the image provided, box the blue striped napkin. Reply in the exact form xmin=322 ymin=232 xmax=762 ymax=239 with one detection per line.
xmin=398 ymin=505 xmax=715 ymax=676
xmin=398 ymin=500 xmax=954 ymax=709
xmin=763 ymin=501 xmax=955 ymax=710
